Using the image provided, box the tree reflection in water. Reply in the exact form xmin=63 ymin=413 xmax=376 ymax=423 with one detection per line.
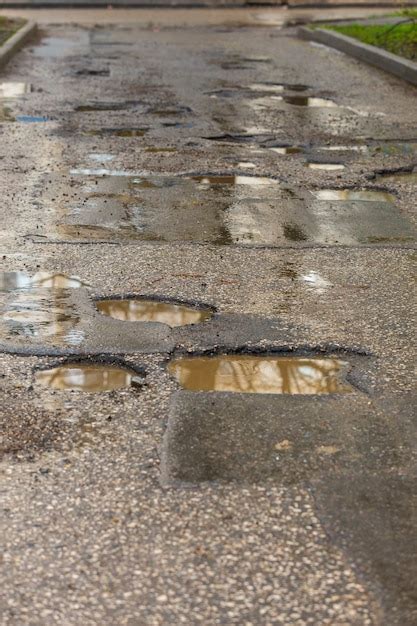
xmin=96 ymin=299 xmax=212 ymax=327
xmin=169 ymin=356 xmax=353 ymax=394
xmin=36 ymin=364 xmax=133 ymax=392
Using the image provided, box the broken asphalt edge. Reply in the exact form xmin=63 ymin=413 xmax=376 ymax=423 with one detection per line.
xmin=298 ymin=25 xmax=417 ymax=88
xmin=0 ymin=20 xmax=36 ymax=70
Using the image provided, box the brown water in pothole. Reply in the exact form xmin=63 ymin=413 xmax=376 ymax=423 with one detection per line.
xmin=191 ymin=175 xmax=278 ymax=186
xmin=269 ymin=146 xmax=304 ymax=155
xmin=168 ymin=355 xmax=353 ymax=394
xmin=36 ymin=364 xmax=137 ymax=392
xmin=248 ymin=83 xmax=308 ymax=93
xmin=96 ymin=299 xmax=213 ymax=327
xmin=0 ymin=83 xmax=31 ymax=98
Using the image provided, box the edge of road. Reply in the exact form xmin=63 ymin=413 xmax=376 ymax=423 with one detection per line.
xmin=0 ymin=19 xmax=36 ymax=69
xmin=298 ymin=25 xmax=417 ymax=87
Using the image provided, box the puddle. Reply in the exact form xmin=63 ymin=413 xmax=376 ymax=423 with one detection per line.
xmin=0 ymin=83 xmax=31 ymax=98
xmin=307 ymin=163 xmax=345 ymax=171
xmin=301 ymin=271 xmax=332 ymax=292
xmin=0 ymin=272 xmax=87 ymax=345
xmin=2 ymin=290 xmax=83 ymax=345
xmin=16 ymin=115 xmax=49 ymax=123
xmin=168 ymin=355 xmax=353 ymax=394
xmin=36 ymin=364 xmax=137 ymax=392
xmin=0 ymin=271 xmax=88 ymax=291
xmin=371 ymin=142 xmax=417 ymax=156
xmin=88 ymin=153 xmax=115 ymax=163
xmin=87 ymin=128 xmax=148 ymax=137
xmin=191 ymin=175 xmax=278 ymax=187
xmin=248 ymin=83 xmax=308 ymax=93
xmin=96 ymin=299 xmax=213 ymax=327
xmin=269 ymin=146 xmax=304 ymax=155
xmin=283 ymin=223 xmax=308 ymax=242
xmin=311 ymin=189 xmax=395 ymax=202
xmin=376 ymin=169 xmax=417 ymax=184
xmin=0 ymin=106 xmax=15 ymax=122
xmin=34 ymin=34 xmax=89 ymax=58
xmin=280 ymin=96 xmax=338 ymax=108
xmin=318 ymin=145 xmax=366 ymax=153
xmin=75 ymin=102 xmax=135 ymax=112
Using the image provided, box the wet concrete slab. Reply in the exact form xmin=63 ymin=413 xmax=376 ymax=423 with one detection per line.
xmin=161 ymin=389 xmax=400 ymax=486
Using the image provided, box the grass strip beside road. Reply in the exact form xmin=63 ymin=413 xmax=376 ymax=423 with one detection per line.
xmin=323 ymin=22 xmax=417 ymax=62
xmin=0 ymin=17 xmax=26 ymax=47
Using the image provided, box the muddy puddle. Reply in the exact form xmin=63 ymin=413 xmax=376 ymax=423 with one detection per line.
xmin=34 ymin=33 xmax=89 ymax=58
xmin=248 ymin=83 xmax=308 ymax=93
xmin=275 ymin=96 xmax=338 ymax=108
xmin=42 ymin=172 xmax=415 ymax=246
xmin=36 ymin=363 xmax=139 ymax=392
xmin=168 ymin=355 xmax=353 ymax=394
xmin=0 ymin=272 xmax=87 ymax=345
xmin=0 ymin=83 xmax=31 ymax=98
xmin=96 ymin=299 xmax=213 ymax=327
xmin=269 ymin=146 xmax=305 ymax=155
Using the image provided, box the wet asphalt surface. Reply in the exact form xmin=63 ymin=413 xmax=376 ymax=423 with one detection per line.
xmin=0 ymin=9 xmax=416 ymax=625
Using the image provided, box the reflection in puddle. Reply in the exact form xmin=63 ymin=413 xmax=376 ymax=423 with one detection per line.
xmin=280 ymin=96 xmax=338 ymax=108
xmin=96 ymin=299 xmax=213 ymax=327
xmin=191 ymin=175 xmax=278 ymax=187
xmin=3 ymin=290 xmax=83 ymax=345
xmin=269 ymin=146 xmax=304 ymax=155
xmin=0 ymin=106 xmax=15 ymax=122
xmin=0 ymin=272 xmax=87 ymax=345
xmin=312 ymin=189 xmax=395 ymax=202
xmin=307 ymin=163 xmax=345 ymax=171
xmin=0 ymin=83 xmax=31 ymax=98
xmin=0 ymin=271 xmax=88 ymax=291
xmin=376 ymin=169 xmax=417 ymax=184
xmin=36 ymin=364 xmax=136 ymax=392
xmin=318 ymin=145 xmax=365 ymax=153
xmin=249 ymin=83 xmax=308 ymax=93
xmin=88 ymin=153 xmax=115 ymax=163
xmin=34 ymin=35 xmax=89 ymax=58
xmin=301 ymin=271 xmax=332 ymax=292
xmin=168 ymin=355 xmax=353 ymax=394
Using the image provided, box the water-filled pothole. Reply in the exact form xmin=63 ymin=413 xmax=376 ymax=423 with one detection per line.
xmin=248 ymin=83 xmax=308 ymax=93
xmin=16 ymin=115 xmax=49 ymax=123
xmin=168 ymin=355 xmax=353 ymax=394
xmin=96 ymin=299 xmax=213 ymax=327
xmin=376 ymin=169 xmax=417 ymax=184
xmin=36 ymin=363 xmax=141 ymax=392
xmin=269 ymin=146 xmax=305 ymax=155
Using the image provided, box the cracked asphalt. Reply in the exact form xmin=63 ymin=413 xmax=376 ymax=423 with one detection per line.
xmin=0 ymin=7 xmax=416 ymax=625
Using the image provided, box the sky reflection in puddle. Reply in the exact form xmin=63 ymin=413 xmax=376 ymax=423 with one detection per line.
xmin=96 ymin=299 xmax=213 ymax=327
xmin=36 ymin=364 xmax=137 ymax=392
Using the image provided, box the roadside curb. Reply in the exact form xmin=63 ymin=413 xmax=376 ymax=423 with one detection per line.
xmin=298 ymin=25 xmax=417 ymax=87
xmin=0 ymin=20 xmax=36 ymax=70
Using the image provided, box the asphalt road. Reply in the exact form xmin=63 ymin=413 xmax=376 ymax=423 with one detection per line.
xmin=0 ymin=8 xmax=416 ymax=625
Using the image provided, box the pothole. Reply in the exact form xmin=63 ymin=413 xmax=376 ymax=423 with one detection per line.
xmin=0 ymin=82 xmax=31 ymax=98
xmin=375 ymin=168 xmax=417 ymax=184
xmin=191 ymin=175 xmax=278 ymax=187
xmin=36 ymin=363 xmax=142 ymax=392
xmin=96 ymin=299 xmax=214 ymax=327
xmin=268 ymin=146 xmax=305 ymax=155
xmin=168 ymin=355 xmax=353 ymax=394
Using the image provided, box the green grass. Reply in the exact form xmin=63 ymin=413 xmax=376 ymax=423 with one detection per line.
xmin=0 ymin=17 xmax=25 ymax=47
xmin=324 ymin=22 xmax=417 ymax=61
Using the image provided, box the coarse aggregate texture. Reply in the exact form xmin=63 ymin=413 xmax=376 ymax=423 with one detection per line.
xmin=0 ymin=8 xmax=416 ymax=626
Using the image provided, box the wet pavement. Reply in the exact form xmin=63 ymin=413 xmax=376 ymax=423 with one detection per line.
xmin=0 ymin=6 xmax=416 ymax=626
